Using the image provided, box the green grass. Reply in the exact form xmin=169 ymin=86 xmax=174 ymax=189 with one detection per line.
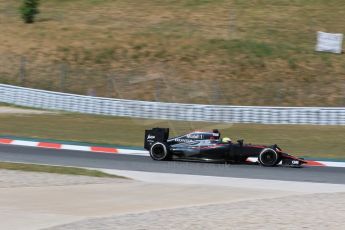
xmin=0 ymin=161 xmax=126 ymax=178
xmin=0 ymin=112 xmax=344 ymax=159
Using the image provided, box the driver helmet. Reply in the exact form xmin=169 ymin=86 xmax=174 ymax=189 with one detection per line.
xmin=222 ymin=137 xmax=231 ymax=143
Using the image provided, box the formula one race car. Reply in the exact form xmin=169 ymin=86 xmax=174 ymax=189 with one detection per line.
xmin=144 ymin=128 xmax=306 ymax=167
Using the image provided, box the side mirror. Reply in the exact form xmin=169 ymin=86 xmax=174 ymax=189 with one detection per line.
xmin=237 ymin=139 xmax=244 ymax=146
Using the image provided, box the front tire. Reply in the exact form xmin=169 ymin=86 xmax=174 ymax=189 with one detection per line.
xmin=258 ymin=148 xmax=280 ymax=167
xmin=150 ymin=142 xmax=171 ymax=161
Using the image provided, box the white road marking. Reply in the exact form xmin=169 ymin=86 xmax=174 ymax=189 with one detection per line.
xmin=61 ymin=145 xmax=91 ymax=151
xmin=12 ymin=140 xmax=39 ymax=147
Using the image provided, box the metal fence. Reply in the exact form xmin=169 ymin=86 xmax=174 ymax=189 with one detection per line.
xmin=1 ymin=84 xmax=345 ymax=125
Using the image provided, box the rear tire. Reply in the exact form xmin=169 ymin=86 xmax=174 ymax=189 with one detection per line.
xmin=150 ymin=142 xmax=171 ymax=161
xmin=258 ymin=148 xmax=280 ymax=167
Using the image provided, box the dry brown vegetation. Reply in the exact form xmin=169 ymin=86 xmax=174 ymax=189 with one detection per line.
xmin=0 ymin=0 xmax=344 ymax=106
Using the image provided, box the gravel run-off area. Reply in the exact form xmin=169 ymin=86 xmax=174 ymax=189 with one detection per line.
xmin=0 ymin=169 xmax=344 ymax=230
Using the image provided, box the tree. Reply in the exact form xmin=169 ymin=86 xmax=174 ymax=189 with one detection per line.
xmin=20 ymin=0 xmax=40 ymax=23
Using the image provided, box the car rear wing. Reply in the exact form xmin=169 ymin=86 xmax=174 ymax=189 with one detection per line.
xmin=144 ymin=128 xmax=170 ymax=150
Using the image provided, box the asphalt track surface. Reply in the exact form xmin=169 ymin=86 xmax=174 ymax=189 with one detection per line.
xmin=0 ymin=144 xmax=344 ymax=184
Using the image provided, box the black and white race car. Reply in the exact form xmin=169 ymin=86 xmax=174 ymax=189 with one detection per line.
xmin=144 ymin=128 xmax=306 ymax=167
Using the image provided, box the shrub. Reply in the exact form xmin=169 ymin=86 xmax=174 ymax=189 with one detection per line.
xmin=20 ymin=0 xmax=40 ymax=23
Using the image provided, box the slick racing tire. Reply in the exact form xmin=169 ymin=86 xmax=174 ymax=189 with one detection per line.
xmin=150 ymin=142 xmax=171 ymax=161
xmin=258 ymin=148 xmax=280 ymax=167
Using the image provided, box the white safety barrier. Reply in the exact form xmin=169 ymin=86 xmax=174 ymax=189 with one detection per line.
xmin=0 ymin=84 xmax=344 ymax=125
